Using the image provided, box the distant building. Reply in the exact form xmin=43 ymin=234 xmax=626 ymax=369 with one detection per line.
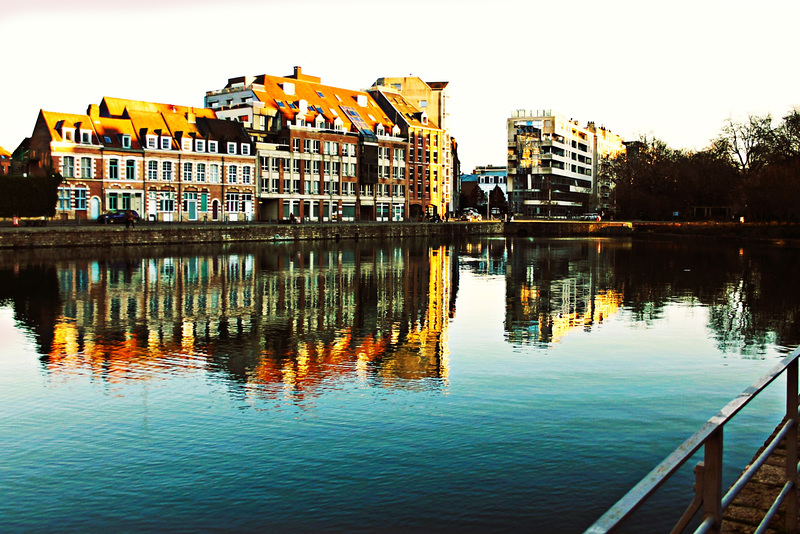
xmin=507 ymin=110 xmax=623 ymax=218
xmin=458 ymin=166 xmax=507 ymax=212
xmin=0 ymin=146 xmax=10 ymax=175
xmin=21 ymin=98 xmax=255 ymax=222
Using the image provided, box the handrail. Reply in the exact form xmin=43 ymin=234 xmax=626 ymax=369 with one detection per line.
xmin=585 ymin=346 xmax=800 ymax=534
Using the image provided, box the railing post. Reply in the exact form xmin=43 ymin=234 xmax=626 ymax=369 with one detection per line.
xmin=787 ymin=358 xmax=798 ymax=534
xmin=702 ymin=427 xmax=724 ymax=533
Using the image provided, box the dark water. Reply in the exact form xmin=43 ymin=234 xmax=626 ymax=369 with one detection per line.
xmin=1 ymin=236 xmax=799 ymax=533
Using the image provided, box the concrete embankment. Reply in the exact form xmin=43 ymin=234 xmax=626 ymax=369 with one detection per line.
xmin=3 ymin=219 xmax=798 ymax=249
xmin=0 ymin=221 xmax=504 ymax=249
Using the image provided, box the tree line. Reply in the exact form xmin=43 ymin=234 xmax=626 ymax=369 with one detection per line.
xmin=609 ymin=109 xmax=800 ymax=221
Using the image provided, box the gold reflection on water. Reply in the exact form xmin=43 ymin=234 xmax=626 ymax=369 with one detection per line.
xmin=40 ymin=244 xmax=454 ymax=396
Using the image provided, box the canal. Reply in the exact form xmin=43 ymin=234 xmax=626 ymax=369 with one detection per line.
xmin=1 ymin=236 xmax=799 ymax=532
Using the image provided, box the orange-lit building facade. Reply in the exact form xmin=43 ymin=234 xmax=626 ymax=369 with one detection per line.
xmin=22 ymin=98 xmax=256 ymax=222
xmin=205 ymin=67 xmax=411 ymax=222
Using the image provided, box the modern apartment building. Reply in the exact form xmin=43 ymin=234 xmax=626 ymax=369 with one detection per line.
xmin=21 ymin=98 xmax=256 ymax=222
xmin=205 ymin=67 xmax=411 ymax=222
xmin=369 ymin=77 xmax=453 ymax=217
xmin=507 ymin=110 xmax=623 ymax=218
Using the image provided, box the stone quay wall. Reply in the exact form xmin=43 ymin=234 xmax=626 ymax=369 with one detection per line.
xmin=0 ymin=221 xmax=505 ymax=249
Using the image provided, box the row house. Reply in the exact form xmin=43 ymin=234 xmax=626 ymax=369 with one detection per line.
xmin=206 ymin=67 xmax=445 ymax=222
xmin=369 ymin=77 xmax=453 ymax=216
xmin=368 ymin=86 xmax=447 ymax=219
xmin=23 ymin=98 xmax=255 ymax=222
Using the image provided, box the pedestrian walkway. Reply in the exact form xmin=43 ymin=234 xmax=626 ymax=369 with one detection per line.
xmin=722 ymin=416 xmax=796 ymax=533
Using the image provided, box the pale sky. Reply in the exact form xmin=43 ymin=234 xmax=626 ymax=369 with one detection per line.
xmin=1 ymin=0 xmax=798 ymax=172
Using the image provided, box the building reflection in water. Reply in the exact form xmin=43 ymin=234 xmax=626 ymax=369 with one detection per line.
xmin=33 ymin=241 xmax=454 ymax=399
xmin=455 ymin=238 xmax=624 ymax=346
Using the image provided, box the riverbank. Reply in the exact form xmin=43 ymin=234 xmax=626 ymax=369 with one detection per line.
xmin=1 ymin=219 xmax=798 ymax=249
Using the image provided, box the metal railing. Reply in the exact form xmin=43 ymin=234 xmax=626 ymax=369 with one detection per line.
xmin=586 ymin=346 xmax=800 ymax=534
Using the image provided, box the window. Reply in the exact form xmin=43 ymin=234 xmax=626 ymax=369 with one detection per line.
xmin=225 ymin=192 xmax=239 ymax=213
xmin=227 ymin=165 xmax=237 ymax=183
xmin=313 ymin=161 xmax=321 ymax=175
xmin=158 ymin=191 xmax=175 ymax=212
xmin=148 ymin=161 xmax=158 ymax=180
xmin=313 ymin=140 xmax=320 ymax=154
xmin=241 ymin=144 xmax=250 ymax=155
xmin=292 ymin=160 xmax=300 ymax=175
xmin=304 ymin=139 xmax=311 ymax=153
xmin=196 ymin=139 xmax=205 ymax=152
xmin=161 ymin=137 xmax=171 ymax=150
xmin=121 ymin=135 xmax=131 ymax=149
xmin=74 ymin=188 xmax=87 ymax=210
xmin=272 ymin=158 xmax=280 ymax=173
xmin=81 ymin=157 xmax=91 ymax=178
xmin=62 ymin=156 xmax=74 ymax=178
xmin=81 ymin=131 xmax=91 ymax=144
xmin=242 ymin=166 xmax=251 ymax=184
xmin=109 ymin=159 xmax=119 ymax=180
xmin=126 ymin=160 xmax=135 ymax=180
xmin=162 ymin=161 xmax=172 ymax=180
xmin=183 ymin=162 xmax=192 ymax=182
xmin=147 ymin=136 xmax=157 ymax=149
xmin=293 ymin=138 xmax=300 ymax=152
xmin=208 ymin=164 xmax=219 ymax=183
xmin=196 ymin=163 xmax=206 ymax=182
xmin=57 ymin=187 xmax=71 ymax=210
xmin=209 ymin=141 xmax=218 ymax=153
xmin=227 ymin=142 xmax=236 ymax=155
xmin=108 ymin=192 xmax=118 ymax=210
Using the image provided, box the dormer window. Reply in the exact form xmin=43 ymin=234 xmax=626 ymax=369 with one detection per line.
xmin=296 ymin=117 xmax=306 ymax=127
xmin=227 ymin=142 xmax=236 ymax=154
xmin=241 ymin=144 xmax=250 ymax=156
xmin=63 ymin=129 xmax=74 ymax=142
xmin=376 ymin=124 xmax=385 ymax=136
xmin=147 ymin=135 xmax=157 ymax=149
xmin=196 ymin=139 xmax=206 ymax=152
xmin=161 ymin=136 xmax=171 ymax=150
xmin=209 ymin=141 xmax=218 ymax=153
xmin=315 ymin=115 xmax=325 ymax=128
xmin=121 ymin=135 xmax=131 ymax=149
xmin=81 ymin=130 xmax=92 ymax=144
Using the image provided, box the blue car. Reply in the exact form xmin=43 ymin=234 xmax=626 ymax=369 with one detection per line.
xmin=98 ymin=210 xmax=140 ymax=224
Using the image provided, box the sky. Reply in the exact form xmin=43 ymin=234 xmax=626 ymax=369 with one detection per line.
xmin=1 ymin=0 xmax=798 ymax=172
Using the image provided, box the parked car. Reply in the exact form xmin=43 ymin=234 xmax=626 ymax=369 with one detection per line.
xmin=98 ymin=210 xmax=140 ymax=224
xmin=460 ymin=209 xmax=482 ymax=221
xmin=576 ymin=213 xmax=601 ymax=221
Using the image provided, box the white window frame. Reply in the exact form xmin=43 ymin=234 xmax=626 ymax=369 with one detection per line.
xmin=195 ymin=139 xmax=206 ymax=152
xmin=227 ymin=142 xmax=236 ymax=155
xmin=241 ymin=143 xmax=250 ymax=155
xmin=147 ymin=136 xmax=157 ymax=149
xmin=209 ymin=141 xmax=218 ymax=153
xmin=161 ymin=136 xmax=171 ymax=150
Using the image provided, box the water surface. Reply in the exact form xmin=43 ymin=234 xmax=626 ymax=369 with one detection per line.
xmin=2 ymin=237 xmax=799 ymax=533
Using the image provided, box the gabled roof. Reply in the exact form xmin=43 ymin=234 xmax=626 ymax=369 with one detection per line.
xmin=125 ymin=109 xmax=172 ymax=139
xmin=221 ymin=69 xmax=395 ymax=134
xmin=370 ymin=89 xmax=436 ymax=130
xmin=39 ymin=111 xmax=95 ymax=142
xmin=197 ymin=116 xmax=250 ymax=144
xmin=92 ymin=117 xmax=141 ymax=150
xmin=100 ymin=97 xmax=216 ymax=120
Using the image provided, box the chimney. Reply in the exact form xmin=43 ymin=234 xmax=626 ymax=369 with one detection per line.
xmin=188 ymin=107 xmax=196 ymax=124
xmin=87 ymin=104 xmax=99 ymax=119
